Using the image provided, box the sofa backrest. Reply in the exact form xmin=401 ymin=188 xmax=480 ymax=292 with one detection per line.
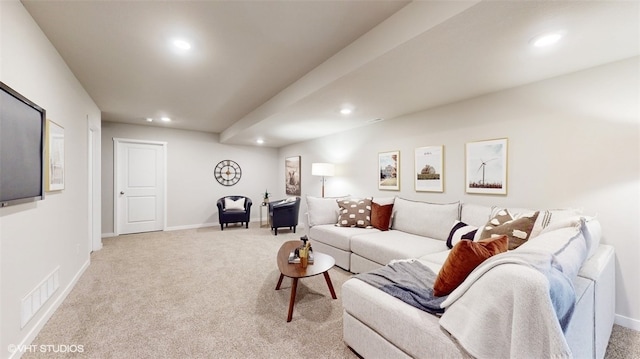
xmin=392 ymin=197 xmax=460 ymax=241
xmin=460 ymin=203 xmax=493 ymax=228
xmin=305 ymin=196 xmax=343 ymax=226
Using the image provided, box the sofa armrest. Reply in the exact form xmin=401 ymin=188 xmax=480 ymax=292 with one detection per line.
xmin=578 ymin=244 xmax=615 ymax=359
xmin=272 ymin=201 xmax=295 ymax=210
xmin=304 ymin=212 xmax=311 ymax=228
xmin=578 ymin=244 xmax=614 ymax=281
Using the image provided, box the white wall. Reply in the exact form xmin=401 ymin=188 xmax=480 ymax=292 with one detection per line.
xmin=101 ymin=122 xmax=279 ymax=235
xmin=0 ymin=1 xmax=101 ymax=358
xmin=280 ymin=57 xmax=640 ymax=329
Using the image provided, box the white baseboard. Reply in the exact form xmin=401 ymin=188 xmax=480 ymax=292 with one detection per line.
xmin=105 ymin=220 xmax=306 ymax=235
xmin=165 ymin=222 xmax=217 ymax=231
xmin=166 ymin=219 xmax=284 ymax=232
xmin=615 ymin=314 xmax=640 ymax=331
xmin=10 ymin=258 xmax=90 ymax=359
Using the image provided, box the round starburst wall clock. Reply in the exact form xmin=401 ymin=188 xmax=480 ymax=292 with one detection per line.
xmin=214 ymin=160 xmax=242 ymax=186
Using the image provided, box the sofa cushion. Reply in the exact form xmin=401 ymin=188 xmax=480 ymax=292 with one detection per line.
xmin=337 ymin=198 xmax=372 ymax=228
xmin=371 ymin=202 xmax=393 ymax=231
xmin=342 ymin=279 xmax=464 ymax=358
xmin=391 ymin=197 xmax=460 ymax=241
xmin=480 ymin=209 xmax=539 ymax=250
xmin=418 ymin=250 xmax=450 ymax=268
xmin=446 ymin=220 xmax=478 ymax=249
xmin=460 ymin=203 xmax=494 ymax=228
xmin=309 ymin=224 xmax=379 ymax=251
xmin=350 ymin=230 xmax=448 ymax=266
xmin=433 ymin=235 xmax=509 ymax=297
xmin=306 ymin=196 xmax=341 ymax=226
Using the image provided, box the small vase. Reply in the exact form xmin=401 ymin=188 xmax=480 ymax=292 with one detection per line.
xmin=299 ymin=247 xmax=308 ymax=268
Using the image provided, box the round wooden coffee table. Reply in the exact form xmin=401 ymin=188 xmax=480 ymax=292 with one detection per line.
xmin=275 ymin=241 xmax=337 ymax=322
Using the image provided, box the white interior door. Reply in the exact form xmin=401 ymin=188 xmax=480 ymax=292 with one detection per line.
xmin=115 ymin=139 xmax=166 ymax=235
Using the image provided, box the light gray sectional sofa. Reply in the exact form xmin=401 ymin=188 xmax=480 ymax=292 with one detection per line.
xmin=305 ymin=196 xmax=615 ymax=359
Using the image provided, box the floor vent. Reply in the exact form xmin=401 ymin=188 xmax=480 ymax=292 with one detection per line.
xmin=21 ymin=266 xmax=60 ymax=328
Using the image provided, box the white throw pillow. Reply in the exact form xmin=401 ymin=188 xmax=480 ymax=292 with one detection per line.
xmin=584 ymin=217 xmax=601 ymax=259
xmin=529 ymin=208 xmax=583 ymax=239
xmin=224 ymin=197 xmax=245 ymax=210
xmin=306 ymin=196 xmax=341 ymax=226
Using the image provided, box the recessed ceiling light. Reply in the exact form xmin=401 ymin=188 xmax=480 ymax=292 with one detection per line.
xmin=339 ymin=105 xmax=355 ymax=115
xmin=145 ymin=118 xmax=153 ymax=122
xmin=256 ymin=139 xmax=264 ymax=145
xmin=172 ymin=39 xmax=192 ymax=51
xmin=161 ymin=117 xmax=171 ymax=122
xmin=531 ymin=32 xmax=563 ymax=47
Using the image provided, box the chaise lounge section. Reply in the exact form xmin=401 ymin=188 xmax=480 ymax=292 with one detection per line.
xmin=305 ymin=196 xmax=615 ymax=358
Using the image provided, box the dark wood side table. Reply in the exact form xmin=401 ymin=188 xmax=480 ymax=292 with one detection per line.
xmin=275 ymin=240 xmax=337 ymax=322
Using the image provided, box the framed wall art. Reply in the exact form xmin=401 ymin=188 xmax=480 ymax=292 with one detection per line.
xmin=45 ymin=120 xmax=65 ymax=191
xmin=378 ymin=151 xmax=400 ymax=191
xmin=285 ymin=156 xmax=301 ymax=196
xmin=465 ymin=138 xmax=508 ymax=195
xmin=415 ymin=145 xmax=443 ymax=192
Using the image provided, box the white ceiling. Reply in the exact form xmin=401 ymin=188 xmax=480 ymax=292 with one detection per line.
xmin=22 ymin=0 xmax=640 ymax=148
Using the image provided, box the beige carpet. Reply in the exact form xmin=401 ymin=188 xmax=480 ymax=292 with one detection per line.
xmin=24 ymin=226 xmax=639 ymax=358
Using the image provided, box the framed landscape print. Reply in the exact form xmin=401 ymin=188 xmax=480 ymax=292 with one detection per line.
xmin=45 ymin=120 xmax=65 ymax=191
xmin=465 ymin=138 xmax=508 ymax=195
xmin=285 ymin=156 xmax=301 ymax=196
xmin=378 ymin=151 xmax=400 ymax=191
xmin=415 ymin=146 xmax=443 ymax=192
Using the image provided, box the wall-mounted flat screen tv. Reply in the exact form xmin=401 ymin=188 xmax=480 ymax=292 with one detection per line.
xmin=0 ymin=81 xmax=46 ymax=207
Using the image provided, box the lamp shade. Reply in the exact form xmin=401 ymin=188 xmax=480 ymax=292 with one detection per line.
xmin=312 ymin=163 xmax=335 ymax=177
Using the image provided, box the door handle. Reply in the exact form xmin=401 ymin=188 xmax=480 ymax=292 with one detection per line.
xmin=120 ymin=191 xmax=125 ymax=195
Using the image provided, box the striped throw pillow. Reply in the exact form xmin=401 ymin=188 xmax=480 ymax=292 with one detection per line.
xmin=446 ymin=220 xmax=478 ymax=249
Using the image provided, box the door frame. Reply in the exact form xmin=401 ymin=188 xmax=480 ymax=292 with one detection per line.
xmin=88 ymin=121 xmax=102 ymax=251
xmin=113 ymin=138 xmax=168 ymax=236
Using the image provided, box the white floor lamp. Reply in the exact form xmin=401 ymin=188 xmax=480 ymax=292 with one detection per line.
xmin=311 ymin=163 xmax=335 ymax=198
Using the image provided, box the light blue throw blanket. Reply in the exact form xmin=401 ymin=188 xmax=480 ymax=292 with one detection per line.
xmin=439 ymin=249 xmax=578 ymax=358
xmin=355 ymin=260 xmax=446 ymax=315
xmin=545 ymin=254 xmax=577 ymax=331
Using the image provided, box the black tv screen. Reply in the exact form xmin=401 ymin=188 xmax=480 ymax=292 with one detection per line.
xmin=0 ymin=81 xmax=46 ymax=207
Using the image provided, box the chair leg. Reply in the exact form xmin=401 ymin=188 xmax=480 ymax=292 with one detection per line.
xmin=293 ymin=226 xmax=296 ymax=233
xmin=274 ymin=228 xmax=278 ymax=235
xmin=220 ymin=224 xmax=224 ymax=231
xmin=246 ymin=222 xmax=249 ymax=229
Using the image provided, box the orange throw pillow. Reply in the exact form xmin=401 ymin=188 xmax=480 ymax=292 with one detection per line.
xmin=433 ymin=235 xmax=509 ymax=297
xmin=370 ymin=202 xmax=393 ymax=231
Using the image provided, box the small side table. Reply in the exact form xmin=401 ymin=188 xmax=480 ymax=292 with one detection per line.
xmin=259 ymin=203 xmax=270 ymax=228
